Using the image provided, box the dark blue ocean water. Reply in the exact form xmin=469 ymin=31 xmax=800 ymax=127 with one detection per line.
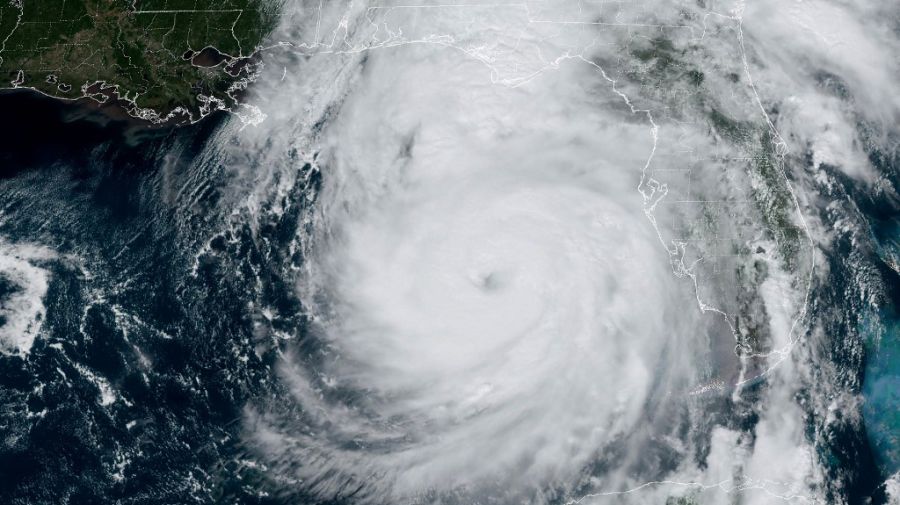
xmin=0 ymin=89 xmax=896 ymax=504
xmin=0 ymin=90 xmax=308 ymax=504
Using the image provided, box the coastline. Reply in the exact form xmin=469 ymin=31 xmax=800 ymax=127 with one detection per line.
xmin=0 ymin=88 xmax=230 ymax=175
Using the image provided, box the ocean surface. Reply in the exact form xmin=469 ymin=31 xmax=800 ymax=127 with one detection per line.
xmin=1 ymin=2 xmax=900 ymax=503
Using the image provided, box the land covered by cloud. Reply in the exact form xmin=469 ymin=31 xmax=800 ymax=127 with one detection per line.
xmin=210 ymin=1 xmax=900 ymax=503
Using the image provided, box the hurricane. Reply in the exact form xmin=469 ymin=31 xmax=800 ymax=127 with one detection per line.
xmin=241 ymin=1 xmax=819 ymax=501
xmin=1 ymin=0 xmax=898 ymax=504
xmin=250 ymin=36 xmax=712 ymax=499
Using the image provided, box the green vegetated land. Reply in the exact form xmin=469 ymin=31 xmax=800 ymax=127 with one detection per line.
xmin=0 ymin=0 xmax=279 ymax=123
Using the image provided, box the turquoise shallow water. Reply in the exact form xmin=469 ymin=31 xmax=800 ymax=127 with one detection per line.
xmin=863 ymin=228 xmax=900 ymax=475
xmin=863 ymin=324 xmax=900 ymax=475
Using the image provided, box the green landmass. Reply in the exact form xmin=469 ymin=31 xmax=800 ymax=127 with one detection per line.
xmin=626 ymin=34 xmax=806 ymax=270
xmin=0 ymin=0 xmax=280 ymax=123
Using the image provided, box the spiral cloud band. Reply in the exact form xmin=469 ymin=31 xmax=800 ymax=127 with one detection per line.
xmin=295 ymin=46 xmax=705 ymax=497
xmin=240 ymin=6 xmax=718 ymax=500
xmin=230 ymin=0 xmax=900 ymax=502
xmin=0 ymin=0 xmax=897 ymax=502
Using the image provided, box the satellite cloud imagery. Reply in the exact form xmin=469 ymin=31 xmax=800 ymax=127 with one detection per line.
xmin=0 ymin=1 xmax=899 ymax=504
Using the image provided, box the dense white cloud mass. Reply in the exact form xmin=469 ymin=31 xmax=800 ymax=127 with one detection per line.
xmin=288 ymin=43 xmax=706 ymax=498
xmin=0 ymin=242 xmax=57 ymax=356
xmin=227 ymin=0 xmax=900 ymax=503
xmin=742 ymin=0 xmax=900 ymax=184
